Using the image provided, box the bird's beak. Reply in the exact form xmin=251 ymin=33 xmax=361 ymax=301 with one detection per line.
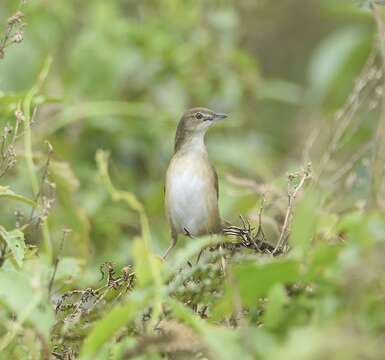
xmin=214 ymin=113 xmax=228 ymax=121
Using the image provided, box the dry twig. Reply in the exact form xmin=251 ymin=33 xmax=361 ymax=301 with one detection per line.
xmin=48 ymin=229 xmax=72 ymax=297
xmin=273 ymin=164 xmax=312 ymax=254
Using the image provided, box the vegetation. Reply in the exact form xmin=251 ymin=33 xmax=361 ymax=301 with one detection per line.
xmin=1 ymin=1 xmax=385 ymax=359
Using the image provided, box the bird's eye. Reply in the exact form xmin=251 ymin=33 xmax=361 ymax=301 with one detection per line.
xmin=195 ymin=112 xmax=203 ymax=120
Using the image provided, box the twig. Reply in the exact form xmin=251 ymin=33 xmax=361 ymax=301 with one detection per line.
xmin=30 ymin=141 xmax=54 ymax=224
xmin=48 ymin=229 xmax=71 ymax=297
xmin=301 ymin=126 xmax=319 ymax=165
xmin=329 ymin=142 xmax=372 ymax=183
xmin=273 ymin=164 xmax=312 ymax=254
xmin=23 ymin=56 xmax=53 ymax=262
xmin=316 ymin=49 xmax=379 ymax=180
xmin=55 ymin=264 xmax=136 ymax=319
xmin=255 ymin=195 xmax=266 ymax=243
xmin=225 ymin=174 xmax=283 ymax=198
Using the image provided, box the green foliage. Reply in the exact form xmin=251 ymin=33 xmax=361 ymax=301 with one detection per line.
xmin=0 ymin=226 xmax=25 ymax=267
xmin=0 ymin=0 xmax=385 ymax=359
xmin=0 ymin=269 xmax=54 ymax=346
xmin=0 ymin=185 xmax=36 ymax=206
xmin=80 ymin=290 xmax=150 ymax=360
xmin=232 ymin=259 xmax=300 ymax=307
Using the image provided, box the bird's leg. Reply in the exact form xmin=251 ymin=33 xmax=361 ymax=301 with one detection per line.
xmin=196 ymin=232 xmax=210 ymax=264
xmin=196 ymin=247 xmax=205 ymax=264
xmin=183 ymin=227 xmax=192 ymax=237
xmin=183 ymin=228 xmax=205 ymax=264
xmin=162 ymin=232 xmax=178 ymax=260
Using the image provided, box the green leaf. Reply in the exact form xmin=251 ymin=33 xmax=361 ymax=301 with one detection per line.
xmin=167 ymin=298 xmax=251 ymax=360
xmin=96 ymin=149 xmax=151 ymax=240
xmin=308 ymin=26 xmax=370 ymax=103
xmin=263 ymin=284 xmax=287 ymax=330
xmin=79 ymin=290 xmax=150 ymax=360
xmin=133 ymin=236 xmax=154 ymax=288
xmin=337 ymin=211 xmax=370 ymax=245
xmin=0 ymin=186 xmax=36 ymax=206
xmin=306 ymin=244 xmax=339 ymax=281
xmin=259 ymin=79 xmax=303 ymax=105
xmin=54 ymin=256 xmax=85 ymax=282
xmin=0 ymin=226 xmax=26 ymax=267
xmin=232 ymin=259 xmax=300 ymax=307
xmin=0 ymin=271 xmax=54 ymax=343
xmin=169 ymin=234 xmax=226 ymax=271
xmin=290 ymin=189 xmax=320 ymax=257
xmin=204 ymin=326 xmax=252 ymax=360
xmin=50 ymin=160 xmax=90 ymax=259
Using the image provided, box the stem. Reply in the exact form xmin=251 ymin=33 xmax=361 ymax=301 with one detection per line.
xmin=23 ymin=56 xmax=53 ymax=262
xmin=370 ymin=4 xmax=385 ymax=210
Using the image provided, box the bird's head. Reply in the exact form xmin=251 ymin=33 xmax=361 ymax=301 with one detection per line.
xmin=179 ymin=107 xmax=227 ymax=132
xmin=174 ymin=107 xmax=227 ymax=152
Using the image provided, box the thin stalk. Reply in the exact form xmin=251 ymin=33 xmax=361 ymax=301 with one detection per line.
xmin=22 ymin=56 xmax=53 ymax=262
xmin=370 ymin=4 xmax=385 ymax=210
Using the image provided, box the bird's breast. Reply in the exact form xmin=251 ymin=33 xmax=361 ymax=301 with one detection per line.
xmin=165 ymin=152 xmax=219 ymax=236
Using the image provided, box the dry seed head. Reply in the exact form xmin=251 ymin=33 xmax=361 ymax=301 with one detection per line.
xmin=3 ymin=124 xmax=12 ymax=137
xmin=7 ymin=145 xmax=16 ymax=157
xmin=48 ymin=180 xmax=56 ymax=190
xmin=12 ymin=30 xmax=23 ymax=44
xmin=15 ymin=109 xmax=25 ymax=122
xmin=7 ymin=11 xmax=23 ymax=26
xmin=45 ymin=140 xmax=53 ymax=153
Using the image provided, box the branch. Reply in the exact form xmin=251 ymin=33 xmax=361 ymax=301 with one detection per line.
xmin=273 ymin=164 xmax=312 ymax=254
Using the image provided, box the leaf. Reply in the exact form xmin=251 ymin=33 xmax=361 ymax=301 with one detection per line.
xmin=306 ymin=244 xmax=339 ymax=281
xmin=290 ymin=189 xmax=320 ymax=257
xmin=170 ymin=234 xmax=226 ymax=271
xmin=0 ymin=271 xmax=54 ymax=342
xmin=79 ymin=290 xmax=150 ymax=360
xmin=0 ymin=186 xmax=36 ymax=206
xmin=259 ymin=79 xmax=303 ymax=105
xmin=133 ymin=236 xmax=163 ymax=326
xmin=0 ymin=226 xmax=26 ymax=267
xmin=308 ymin=26 xmax=370 ymax=104
xmin=51 ymin=101 xmax=149 ymax=133
xmin=50 ymin=160 xmax=90 ymax=258
xmin=133 ymin=236 xmax=158 ymax=288
xmin=263 ymin=284 xmax=287 ymax=330
xmin=167 ymin=298 xmax=251 ymax=360
xmin=54 ymin=256 xmax=85 ymax=282
xmin=232 ymin=259 xmax=300 ymax=307
xmin=204 ymin=326 xmax=252 ymax=360
xmin=96 ymin=149 xmax=151 ymax=241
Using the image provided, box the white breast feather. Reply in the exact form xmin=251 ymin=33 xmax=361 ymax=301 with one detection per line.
xmin=167 ymin=157 xmax=209 ymax=235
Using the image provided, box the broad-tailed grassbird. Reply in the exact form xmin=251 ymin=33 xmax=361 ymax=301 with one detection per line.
xmin=163 ymin=107 xmax=227 ymax=259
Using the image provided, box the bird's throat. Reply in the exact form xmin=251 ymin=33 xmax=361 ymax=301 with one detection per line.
xmin=175 ymin=131 xmax=207 ymax=154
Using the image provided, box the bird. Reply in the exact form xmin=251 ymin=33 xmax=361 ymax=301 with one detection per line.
xmin=163 ymin=107 xmax=227 ymax=259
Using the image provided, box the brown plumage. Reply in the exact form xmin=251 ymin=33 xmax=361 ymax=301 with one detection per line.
xmin=163 ymin=107 xmax=227 ymax=259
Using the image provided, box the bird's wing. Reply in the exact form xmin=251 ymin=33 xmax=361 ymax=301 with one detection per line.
xmin=210 ymin=163 xmax=219 ymax=200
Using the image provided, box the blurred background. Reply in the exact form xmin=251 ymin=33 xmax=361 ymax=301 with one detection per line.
xmin=0 ymin=0 xmax=377 ymax=268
